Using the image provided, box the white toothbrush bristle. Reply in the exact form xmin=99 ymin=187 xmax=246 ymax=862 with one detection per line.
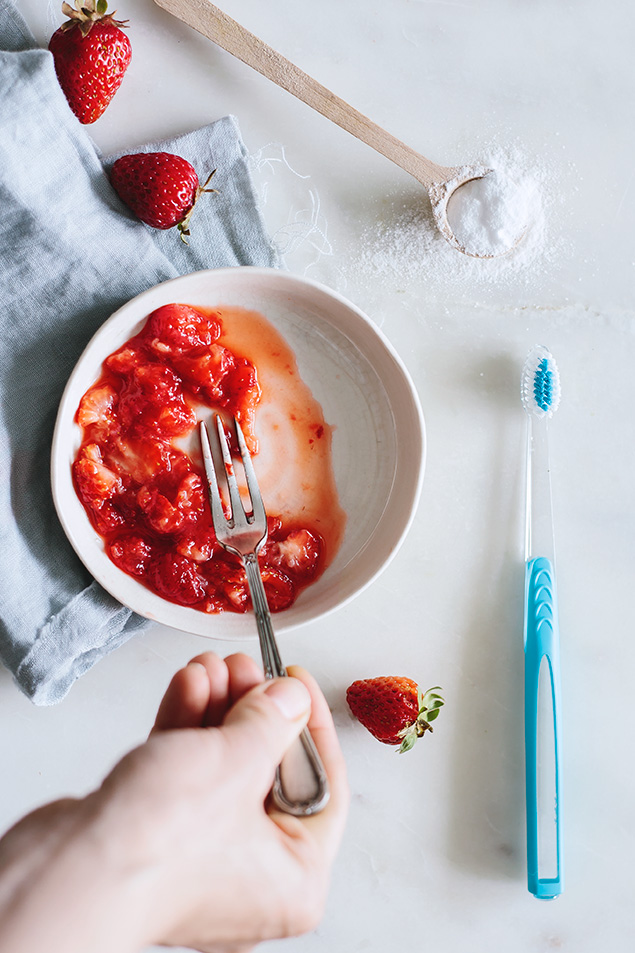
xmin=521 ymin=345 xmax=561 ymax=418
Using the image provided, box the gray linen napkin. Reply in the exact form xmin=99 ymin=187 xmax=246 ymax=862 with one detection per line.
xmin=0 ymin=0 xmax=278 ymax=704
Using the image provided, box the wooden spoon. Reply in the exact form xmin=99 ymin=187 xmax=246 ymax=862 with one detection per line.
xmin=153 ymin=0 xmax=493 ymax=256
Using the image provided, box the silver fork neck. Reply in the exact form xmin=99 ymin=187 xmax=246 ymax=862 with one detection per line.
xmin=243 ymin=553 xmax=285 ymax=678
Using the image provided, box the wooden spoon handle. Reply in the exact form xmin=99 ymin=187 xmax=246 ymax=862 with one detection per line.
xmin=153 ymin=0 xmax=452 ymax=189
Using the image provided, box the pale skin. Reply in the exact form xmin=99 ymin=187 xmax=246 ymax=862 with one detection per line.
xmin=0 ymin=652 xmax=349 ymax=953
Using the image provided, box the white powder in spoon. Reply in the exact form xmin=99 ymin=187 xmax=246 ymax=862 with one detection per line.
xmin=446 ymin=169 xmax=537 ymax=258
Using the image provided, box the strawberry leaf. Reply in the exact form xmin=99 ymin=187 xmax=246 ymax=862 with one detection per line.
xmin=420 ymin=686 xmax=444 ymax=711
xmin=398 ymin=733 xmax=417 ymax=754
xmin=416 ymin=685 xmax=445 ymax=728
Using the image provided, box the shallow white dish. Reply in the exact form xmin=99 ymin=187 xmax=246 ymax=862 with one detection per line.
xmin=51 ymin=267 xmax=425 ymax=638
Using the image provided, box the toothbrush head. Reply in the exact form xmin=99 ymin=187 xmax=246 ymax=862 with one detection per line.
xmin=521 ymin=345 xmax=561 ymax=418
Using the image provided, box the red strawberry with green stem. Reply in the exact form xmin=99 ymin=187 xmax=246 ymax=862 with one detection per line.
xmin=346 ymin=677 xmax=444 ymax=753
xmin=48 ymin=1 xmax=132 ymax=125
xmin=110 ymin=152 xmax=217 ymax=243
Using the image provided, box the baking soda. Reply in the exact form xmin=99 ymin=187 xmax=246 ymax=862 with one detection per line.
xmin=446 ymin=169 xmax=538 ymax=258
xmin=339 ymin=142 xmax=572 ymax=306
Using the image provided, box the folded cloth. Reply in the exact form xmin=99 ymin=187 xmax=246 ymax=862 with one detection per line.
xmin=0 ymin=0 xmax=278 ymax=704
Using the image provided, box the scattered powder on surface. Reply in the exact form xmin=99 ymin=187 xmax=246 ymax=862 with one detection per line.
xmin=446 ymin=169 xmax=538 ymax=258
xmin=249 ymin=139 xmax=574 ymax=306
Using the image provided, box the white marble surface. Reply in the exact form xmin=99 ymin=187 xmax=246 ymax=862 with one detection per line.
xmin=4 ymin=0 xmax=635 ymax=949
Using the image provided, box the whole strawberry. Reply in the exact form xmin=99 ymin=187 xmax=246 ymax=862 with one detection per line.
xmin=48 ymin=1 xmax=132 ymax=124
xmin=346 ymin=677 xmax=444 ymax=753
xmin=110 ymin=153 xmax=217 ymax=242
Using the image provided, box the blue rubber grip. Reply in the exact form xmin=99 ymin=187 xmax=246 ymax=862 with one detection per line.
xmin=524 ymin=556 xmax=563 ymax=900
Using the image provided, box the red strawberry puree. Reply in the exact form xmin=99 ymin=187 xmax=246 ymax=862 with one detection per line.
xmin=73 ymin=302 xmax=346 ymax=614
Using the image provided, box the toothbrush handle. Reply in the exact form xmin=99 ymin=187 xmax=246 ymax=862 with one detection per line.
xmin=524 ymin=556 xmax=563 ymax=900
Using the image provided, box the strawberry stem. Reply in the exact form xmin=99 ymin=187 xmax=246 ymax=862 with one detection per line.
xmin=397 ymin=685 xmax=445 ymax=754
xmin=177 ymin=169 xmax=218 ymax=244
xmin=60 ymin=0 xmax=129 ymax=35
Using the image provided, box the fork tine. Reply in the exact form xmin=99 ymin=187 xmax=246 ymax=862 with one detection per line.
xmin=199 ymin=421 xmax=228 ymax=533
xmin=215 ymin=414 xmax=247 ymax=526
xmin=234 ymin=417 xmax=267 ymax=530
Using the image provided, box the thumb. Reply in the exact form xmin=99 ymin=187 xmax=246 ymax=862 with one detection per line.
xmin=220 ymin=676 xmax=311 ymax=779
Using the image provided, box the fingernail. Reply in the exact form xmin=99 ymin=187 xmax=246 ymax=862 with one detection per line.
xmin=265 ymin=678 xmax=311 ymax=720
xmin=186 ymin=661 xmax=208 ymax=674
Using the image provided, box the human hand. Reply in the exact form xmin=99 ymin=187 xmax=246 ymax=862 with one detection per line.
xmin=0 ymin=653 xmax=348 ymax=953
xmin=91 ymin=651 xmax=349 ymax=952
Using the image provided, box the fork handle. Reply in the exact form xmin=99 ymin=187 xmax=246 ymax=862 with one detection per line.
xmin=244 ymin=553 xmax=286 ymax=679
xmin=244 ymin=555 xmax=330 ymax=816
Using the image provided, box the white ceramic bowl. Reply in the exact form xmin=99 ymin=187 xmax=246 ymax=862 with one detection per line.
xmin=51 ymin=268 xmax=425 ymax=638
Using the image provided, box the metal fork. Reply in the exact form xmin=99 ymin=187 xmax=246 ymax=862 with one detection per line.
xmin=199 ymin=416 xmax=329 ymax=816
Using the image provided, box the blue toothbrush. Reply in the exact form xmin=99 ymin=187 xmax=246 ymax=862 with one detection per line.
xmin=521 ymin=345 xmax=563 ymax=900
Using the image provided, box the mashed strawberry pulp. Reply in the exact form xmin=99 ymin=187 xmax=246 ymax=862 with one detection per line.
xmin=73 ymin=302 xmax=345 ymax=613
